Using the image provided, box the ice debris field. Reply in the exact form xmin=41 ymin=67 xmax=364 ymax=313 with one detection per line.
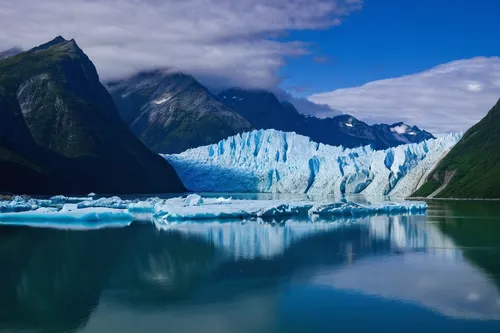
xmin=163 ymin=129 xmax=461 ymax=198
xmin=0 ymin=194 xmax=427 ymax=229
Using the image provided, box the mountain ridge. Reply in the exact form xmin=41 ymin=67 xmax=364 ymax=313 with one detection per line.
xmin=0 ymin=36 xmax=185 ymax=194
xmin=218 ymin=88 xmax=434 ymax=149
xmin=107 ymin=70 xmax=253 ymax=154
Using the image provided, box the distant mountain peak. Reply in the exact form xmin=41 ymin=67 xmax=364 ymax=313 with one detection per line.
xmin=218 ymin=88 xmax=434 ymax=149
xmin=107 ymin=70 xmax=252 ymax=154
xmin=0 ymin=36 xmax=185 ymax=194
xmin=0 ymin=47 xmax=22 ymax=59
xmin=33 ymin=36 xmax=68 ymax=51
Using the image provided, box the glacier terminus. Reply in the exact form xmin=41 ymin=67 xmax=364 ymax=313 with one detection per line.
xmin=163 ymin=129 xmax=461 ymax=198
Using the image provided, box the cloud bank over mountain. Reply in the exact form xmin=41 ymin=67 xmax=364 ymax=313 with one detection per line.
xmin=309 ymin=57 xmax=500 ymax=135
xmin=0 ymin=0 xmax=362 ymax=89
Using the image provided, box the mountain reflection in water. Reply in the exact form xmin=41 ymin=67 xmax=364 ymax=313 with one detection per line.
xmin=1 ymin=201 xmax=500 ymax=333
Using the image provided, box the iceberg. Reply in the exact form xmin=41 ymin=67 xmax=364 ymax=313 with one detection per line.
xmin=0 ymin=208 xmax=133 ymax=229
xmin=153 ymin=198 xmax=313 ymax=221
xmin=185 ymin=194 xmax=203 ymax=206
xmin=76 ymin=196 xmax=129 ymax=209
xmin=0 ymin=196 xmax=51 ymax=213
xmin=0 ymin=194 xmax=427 ymax=228
xmin=150 ymin=196 xmax=424 ymax=221
xmin=49 ymin=195 xmax=94 ymax=204
xmin=312 ymin=201 xmax=427 ymax=217
xmin=163 ymin=129 xmax=461 ymax=198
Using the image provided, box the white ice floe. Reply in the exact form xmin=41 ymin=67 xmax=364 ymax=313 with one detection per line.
xmin=312 ymin=201 xmax=427 ymax=216
xmin=49 ymin=195 xmax=93 ymax=204
xmin=0 ymin=208 xmax=133 ymax=229
xmin=0 ymin=194 xmax=427 ymax=228
xmin=185 ymin=194 xmax=203 ymax=206
xmin=151 ymin=196 xmax=425 ymax=221
xmin=77 ymin=196 xmax=129 ymax=209
xmin=163 ymin=129 xmax=461 ymax=198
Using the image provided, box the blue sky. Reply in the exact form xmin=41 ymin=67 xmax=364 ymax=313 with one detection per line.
xmin=281 ymin=0 xmax=500 ymax=96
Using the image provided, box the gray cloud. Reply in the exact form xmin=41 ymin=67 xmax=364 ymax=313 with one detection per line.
xmin=309 ymin=57 xmax=500 ymax=135
xmin=0 ymin=0 xmax=362 ymax=89
xmin=274 ymin=89 xmax=342 ymax=117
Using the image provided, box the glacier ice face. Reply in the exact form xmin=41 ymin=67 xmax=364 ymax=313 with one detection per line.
xmin=163 ymin=129 xmax=461 ymax=198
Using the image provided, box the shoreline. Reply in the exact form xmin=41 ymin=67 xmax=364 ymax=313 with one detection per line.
xmin=408 ymin=197 xmax=500 ymax=202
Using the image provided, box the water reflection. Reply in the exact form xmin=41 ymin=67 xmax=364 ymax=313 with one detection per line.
xmin=0 ymin=203 xmax=499 ymax=332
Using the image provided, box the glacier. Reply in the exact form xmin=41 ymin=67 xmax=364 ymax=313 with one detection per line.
xmin=0 ymin=194 xmax=426 ymax=228
xmin=163 ymin=129 xmax=461 ymax=198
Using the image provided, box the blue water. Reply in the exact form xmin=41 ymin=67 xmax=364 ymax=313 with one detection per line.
xmin=1 ymin=200 xmax=500 ymax=332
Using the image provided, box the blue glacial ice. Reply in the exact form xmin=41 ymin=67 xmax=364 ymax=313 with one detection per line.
xmin=0 ymin=207 xmax=133 ymax=229
xmin=163 ymin=129 xmax=461 ymax=198
xmin=0 ymin=194 xmax=427 ymax=228
xmin=76 ymin=196 xmax=128 ymax=209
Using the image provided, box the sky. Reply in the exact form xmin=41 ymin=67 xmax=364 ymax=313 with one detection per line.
xmin=0 ymin=0 xmax=499 ymax=134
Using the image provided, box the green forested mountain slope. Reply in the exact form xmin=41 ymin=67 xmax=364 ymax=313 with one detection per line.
xmin=414 ymin=98 xmax=500 ymax=198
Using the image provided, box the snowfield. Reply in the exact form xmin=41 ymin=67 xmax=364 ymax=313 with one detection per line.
xmin=163 ymin=129 xmax=461 ymax=198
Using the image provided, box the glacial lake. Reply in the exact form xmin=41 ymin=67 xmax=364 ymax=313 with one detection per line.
xmin=1 ymin=199 xmax=500 ymax=333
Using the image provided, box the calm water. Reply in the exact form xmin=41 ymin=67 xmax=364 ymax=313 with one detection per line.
xmin=1 ymin=200 xmax=500 ymax=333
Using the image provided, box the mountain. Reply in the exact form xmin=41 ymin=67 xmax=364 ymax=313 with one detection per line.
xmin=163 ymin=129 xmax=460 ymax=198
xmin=107 ymin=71 xmax=252 ymax=154
xmin=0 ymin=36 xmax=185 ymax=194
xmin=414 ymin=99 xmax=500 ymax=198
xmin=218 ymin=88 xmax=434 ymax=149
xmin=0 ymin=47 xmax=22 ymax=59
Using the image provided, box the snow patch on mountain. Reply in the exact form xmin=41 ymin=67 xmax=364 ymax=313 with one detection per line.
xmin=391 ymin=124 xmax=409 ymax=134
xmin=163 ymin=129 xmax=461 ymax=198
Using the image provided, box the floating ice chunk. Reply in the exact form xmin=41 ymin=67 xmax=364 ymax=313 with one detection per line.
xmin=150 ymin=196 xmax=420 ymax=221
xmin=77 ymin=196 xmax=128 ymax=209
xmin=256 ymin=203 xmax=313 ymax=217
xmin=50 ymin=195 xmax=92 ymax=204
xmin=88 ymin=192 xmax=96 ymax=197
xmin=61 ymin=204 xmax=78 ymax=212
xmin=185 ymin=194 xmax=203 ymax=206
xmin=0 ymin=208 xmax=133 ymax=229
xmin=215 ymin=197 xmax=232 ymax=204
xmin=0 ymin=196 xmax=51 ymax=213
xmin=34 ymin=207 xmax=60 ymax=213
xmin=153 ymin=198 xmax=314 ymax=221
xmin=311 ymin=201 xmax=427 ymax=217
xmin=128 ymin=202 xmax=154 ymax=212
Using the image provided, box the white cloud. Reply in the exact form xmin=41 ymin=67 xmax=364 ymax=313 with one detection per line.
xmin=0 ymin=0 xmax=362 ymax=89
xmin=309 ymin=57 xmax=500 ymax=135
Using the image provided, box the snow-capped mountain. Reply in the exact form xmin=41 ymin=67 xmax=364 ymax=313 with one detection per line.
xmin=218 ymin=88 xmax=434 ymax=149
xmin=107 ymin=71 xmax=252 ymax=154
xmin=163 ymin=129 xmax=461 ymax=198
